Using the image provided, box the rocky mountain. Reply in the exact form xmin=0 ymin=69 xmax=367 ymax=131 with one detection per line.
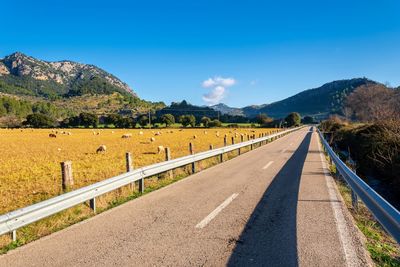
xmin=210 ymin=103 xmax=245 ymax=116
xmin=0 ymin=52 xmax=136 ymax=98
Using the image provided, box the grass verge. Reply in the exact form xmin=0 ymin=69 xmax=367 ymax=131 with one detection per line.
xmin=327 ymin=159 xmax=400 ymax=266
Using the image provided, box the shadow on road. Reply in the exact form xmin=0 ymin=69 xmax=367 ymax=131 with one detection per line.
xmin=227 ymin=131 xmax=312 ymax=267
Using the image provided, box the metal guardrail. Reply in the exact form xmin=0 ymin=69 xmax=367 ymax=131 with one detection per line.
xmin=318 ymin=129 xmax=400 ymax=244
xmin=0 ymin=127 xmax=302 ymax=240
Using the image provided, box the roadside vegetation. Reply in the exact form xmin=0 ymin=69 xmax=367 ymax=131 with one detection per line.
xmin=320 ymin=83 xmax=400 ymax=266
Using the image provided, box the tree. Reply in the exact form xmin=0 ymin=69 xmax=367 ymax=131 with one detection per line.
xmin=302 ymin=116 xmax=315 ymax=124
xmin=24 ymin=113 xmax=56 ymax=128
xmin=208 ymin=119 xmax=222 ymax=127
xmin=256 ymin=113 xmax=273 ymax=125
xmin=179 ymin=115 xmax=196 ymax=127
xmin=105 ymin=114 xmax=123 ymax=126
xmin=345 ymin=84 xmax=399 ymax=122
xmin=138 ymin=115 xmax=149 ymax=128
xmin=201 ymin=116 xmax=211 ymax=127
xmin=115 ymin=117 xmax=135 ymax=128
xmin=160 ymin=114 xmax=175 ymax=127
xmin=285 ymin=112 xmax=301 ymax=127
xmin=79 ymin=112 xmax=98 ymax=128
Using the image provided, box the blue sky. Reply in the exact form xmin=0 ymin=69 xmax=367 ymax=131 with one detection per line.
xmin=1 ymin=0 xmax=399 ymax=107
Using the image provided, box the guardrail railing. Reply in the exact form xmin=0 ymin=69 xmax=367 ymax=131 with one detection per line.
xmin=318 ymin=128 xmax=400 ymax=244
xmin=0 ymin=126 xmax=303 ymax=242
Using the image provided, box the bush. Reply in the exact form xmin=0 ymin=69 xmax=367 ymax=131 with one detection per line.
xmin=208 ymin=119 xmax=222 ymax=127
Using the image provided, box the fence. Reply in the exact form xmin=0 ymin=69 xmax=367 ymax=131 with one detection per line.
xmin=318 ymin=129 xmax=400 ymax=244
xmin=0 ymin=127 xmax=302 ymax=242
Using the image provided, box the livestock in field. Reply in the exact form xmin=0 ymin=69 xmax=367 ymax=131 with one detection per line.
xmin=157 ymin=145 xmax=165 ymax=154
xmin=121 ymin=133 xmax=132 ymax=139
xmin=96 ymin=145 xmax=107 ymax=153
xmin=150 ymin=137 xmax=156 ymax=142
xmin=49 ymin=133 xmax=57 ymax=138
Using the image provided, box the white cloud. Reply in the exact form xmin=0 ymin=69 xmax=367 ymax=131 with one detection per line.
xmin=202 ymin=76 xmax=236 ymax=88
xmin=201 ymin=76 xmax=236 ymax=105
xmin=202 ymin=86 xmax=226 ymax=105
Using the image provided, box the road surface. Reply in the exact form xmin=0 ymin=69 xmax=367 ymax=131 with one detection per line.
xmin=0 ymin=127 xmax=371 ymax=266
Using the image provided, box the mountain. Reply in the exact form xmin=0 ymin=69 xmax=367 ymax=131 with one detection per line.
xmin=242 ymin=78 xmax=376 ymax=118
xmin=0 ymin=52 xmax=136 ymax=98
xmin=210 ymin=103 xmax=244 ymax=116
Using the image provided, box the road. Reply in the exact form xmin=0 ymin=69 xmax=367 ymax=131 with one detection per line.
xmin=0 ymin=127 xmax=371 ymax=266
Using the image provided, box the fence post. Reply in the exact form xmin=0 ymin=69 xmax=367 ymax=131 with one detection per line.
xmin=241 ymin=135 xmax=244 ymax=142
xmin=231 ymin=137 xmax=235 ymax=145
xmin=209 ymin=144 xmax=214 ymax=150
xmin=61 ymin=161 xmax=73 ymax=192
xmin=224 ymin=136 xmax=227 ymax=146
xmin=189 ymin=142 xmax=195 ymax=174
xmin=125 ymin=152 xmax=135 ymax=191
xmin=165 ymin=147 xmax=173 ymax=178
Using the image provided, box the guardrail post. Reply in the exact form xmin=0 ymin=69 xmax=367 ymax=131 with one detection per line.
xmin=231 ymin=137 xmax=234 ymax=145
xmin=89 ymin=198 xmax=96 ymax=213
xmin=165 ymin=147 xmax=173 ymax=178
xmin=351 ymin=190 xmax=359 ymax=212
xmin=10 ymin=230 xmax=16 ymax=242
xmin=189 ymin=143 xmax=195 ymax=174
xmin=125 ymin=152 xmax=134 ymax=191
xmin=61 ymin=161 xmax=73 ymax=192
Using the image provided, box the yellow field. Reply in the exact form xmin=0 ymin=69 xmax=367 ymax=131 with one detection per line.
xmin=0 ymin=127 xmax=276 ymax=215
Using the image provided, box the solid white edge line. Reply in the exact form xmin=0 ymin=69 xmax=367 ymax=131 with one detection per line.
xmin=262 ymin=161 xmax=274 ymax=170
xmin=195 ymin=193 xmax=239 ymax=229
xmin=317 ymin=131 xmax=359 ymax=266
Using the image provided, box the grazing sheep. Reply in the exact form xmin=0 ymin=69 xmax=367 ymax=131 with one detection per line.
xmin=57 ymin=148 xmax=62 ymax=152
xmin=139 ymin=131 xmax=143 ymax=135
xmin=150 ymin=137 xmax=156 ymax=142
xmin=66 ymin=132 xmax=72 ymax=135
xmin=121 ymin=133 xmax=132 ymax=138
xmin=96 ymin=132 xmax=100 ymax=135
xmin=96 ymin=145 xmax=107 ymax=153
xmin=157 ymin=145 xmax=165 ymax=154
xmin=155 ymin=131 xmax=161 ymax=136
xmin=49 ymin=133 xmax=57 ymax=138
xmin=204 ymin=131 xmax=207 ymax=134
xmin=193 ymin=135 xmax=197 ymax=139
xmin=111 ymin=131 xmax=115 ymax=134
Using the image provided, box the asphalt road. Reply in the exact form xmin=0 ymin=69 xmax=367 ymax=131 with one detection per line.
xmin=0 ymin=127 xmax=371 ymax=266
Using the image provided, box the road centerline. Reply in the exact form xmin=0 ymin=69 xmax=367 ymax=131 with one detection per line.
xmin=262 ymin=161 xmax=274 ymax=170
xmin=195 ymin=193 xmax=239 ymax=229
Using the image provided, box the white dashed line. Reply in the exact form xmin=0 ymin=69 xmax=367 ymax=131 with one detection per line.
xmin=195 ymin=193 xmax=239 ymax=229
xmin=262 ymin=161 xmax=274 ymax=170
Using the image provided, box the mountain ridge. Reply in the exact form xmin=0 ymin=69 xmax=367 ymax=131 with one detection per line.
xmin=0 ymin=52 xmax=136 ymax=98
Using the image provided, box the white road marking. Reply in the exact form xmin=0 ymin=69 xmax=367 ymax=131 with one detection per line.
xmin=262 ymin=161 xmax=274 ymax=170
xmin=195 ymin=193 xmax=239 ymax=229
xmin=317 ymin=133 xmax=359 ymax=266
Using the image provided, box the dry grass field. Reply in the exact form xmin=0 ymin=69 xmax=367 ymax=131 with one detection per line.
xmin=0 ymin=127 xmax=278 ymax=251
xmin=0 ymin=127 xmax=277 ymax=215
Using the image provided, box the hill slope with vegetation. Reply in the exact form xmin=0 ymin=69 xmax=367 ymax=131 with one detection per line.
xmin=242 ymin=78 xmax=376 ymax=118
